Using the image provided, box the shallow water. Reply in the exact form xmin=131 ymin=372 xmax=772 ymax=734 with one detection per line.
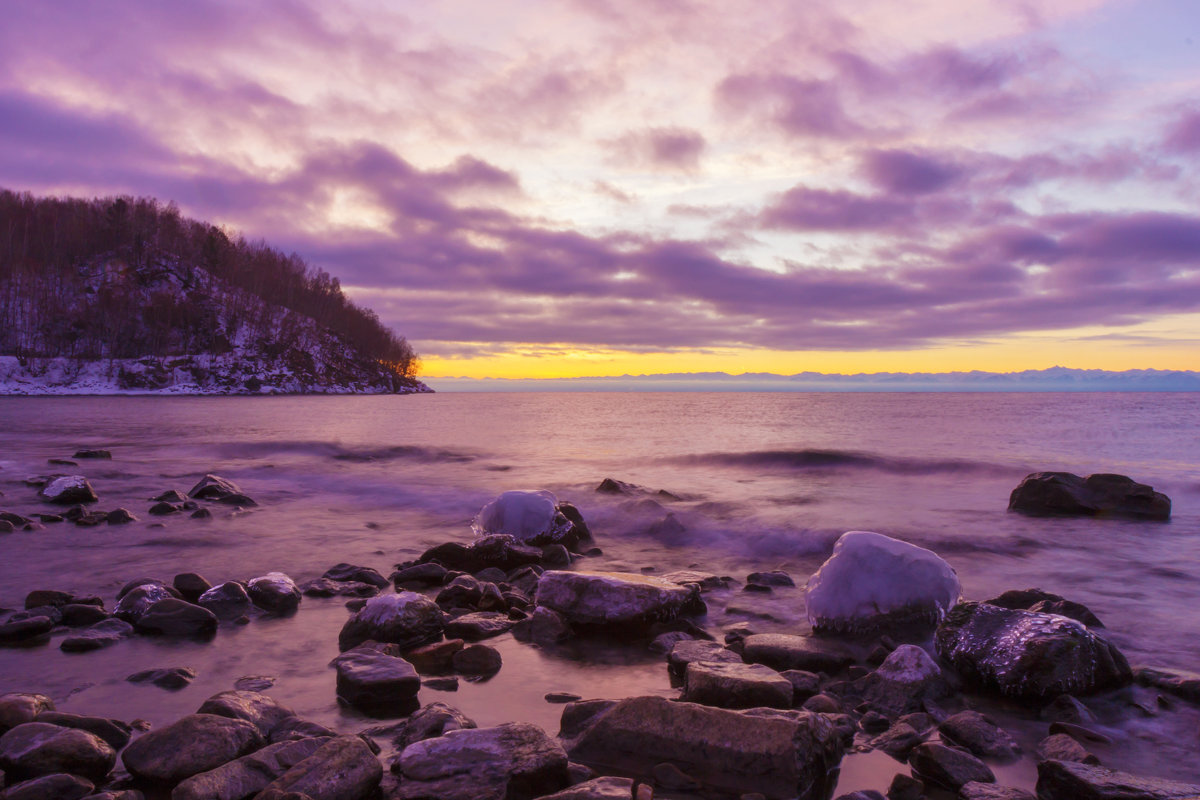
xmin=0 ymin=392 xmax=1198 ymax=794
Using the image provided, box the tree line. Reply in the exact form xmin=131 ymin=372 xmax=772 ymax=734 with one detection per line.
xmin=0 ymin=190 xmax=418 ymax=378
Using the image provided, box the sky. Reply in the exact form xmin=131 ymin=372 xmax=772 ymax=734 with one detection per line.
xmin=1 ymin=0 xmax=1199 ymax=379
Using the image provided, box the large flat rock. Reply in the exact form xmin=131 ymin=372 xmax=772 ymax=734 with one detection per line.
xmin=534 ymin=571 xmax=701 ymax=629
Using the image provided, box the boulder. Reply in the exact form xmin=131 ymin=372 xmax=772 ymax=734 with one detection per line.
xmin=133 ymin=599 xmax=217 ymax=638
xmin=33 ymin=713 xmax=130 ymax=750
xmin=322 ymin=563 xmax=389 ymax=588
xmin=418 ymin=535 xmax=543 ymax=574
xmin=511 ymin=607 xmax=572 ymax=645
xmin=391 ymin=563 xmax=447 ymax=589
xmin=172 ymin=573 xmax=212 ymax=603
xmin=333 ymin=644 xmax=421 ymax=716
xmin=1037 ymin=733 xmax=1099 ymax=765
xmin=60 ymin=619 xmax=134 ymax=653
xmin=534 ymin=571 xmax=702 ymax=630
xmin=0 ymin=723 xmax=114 ymax=782
xmin=804 ymin=531 xmax=961 ymax=633
xmin=934 ymin=602 xmax=1131 ymax=699
xmin=938 ymin=710 xmax=1020 ymax=761
xmin=666 ymin=639 xmax=742 ymax=682
xmin=451 ymin=644 xmax=502 ymax=678
xmin=565 ymin=696 xmax=844 ymax=800
xmin=113 ymin=584 xmax=174 ymax=624
xmin=741 ymin=634 xmax=855 ymax=674
xmin=0 ymin=696 xmax=55 ymax=734
xmin=855 ymin=645 xmax=950 ymax=717
xmin=0 ymin=773 xmax=94 ymax=800
xmin=907 ymin=742 xmax=994 ymax=790
xmin=337 ymin=593 xmax=445 ymax=652
xmin=106 ymin=508 xmax=138 ymax=524
xmin=197 ymin=582 xmax=251 ymax=620
xmin=393 ymin=703 xmax=477 ymax=750
xmin=985 ymin=589 xmax=1103 ymax=627
xmin=255 ymin=735 xmax=381 ymax=800
xmin=1036 ymin=759 xmax=1200 ymax=799
xmin=247 ymin=573 xmax=301 ymax=615
xmin=682 ymin=661 xmax=793 ymax=709
xmin=0 ymin=617 xmax=52 ymax=647
xmin=395 ymin=722 xmax=569 ymax=800
xmin=121 ymin=714 xmax=263 ymax=785
xmin=22 ymin=590 xmax=74 ymax=609
xmin=472 ymin=490 xmax=588 ymax=551
xmin=188 ymin=474 xmax=242 ymax=500
xmin=404 ymin=639 xmax=465 ymax=675
xmin=1009 ymin=472 xmax=1170 ymax=520
xmin=196 ymin=691 xmax=294 ymax=737
xmin=61 ymin=604 xmax=109 ymax=627
xmin=171 ymin=737 xmax=329 ymax=800
xmin=38 ymin=476 xmax=97 ymax=505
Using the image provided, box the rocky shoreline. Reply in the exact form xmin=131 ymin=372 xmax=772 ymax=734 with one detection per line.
xmin=1 ymin=471 xmax=1195 ymax=800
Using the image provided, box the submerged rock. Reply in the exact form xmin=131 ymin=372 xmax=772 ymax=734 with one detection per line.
xmin=804 ymin=531 xmax=961 ymax=634
xmin=473 ymin=490 xmax=591 ymax=551
xmin=934 ymin=602 xmax=1131 ymax=699
xmin=1036 ymin=759 xmax=1200 ymax=799
xmin=38 ymin=476 xmax=97 ymax=505
xmin=1008 ymin=472 xmax=1171 ymax=520
xmin=565 ymin=696 xmax=844 ymax=800
xmin=338 ymin=592 xmax=445 ymax=652
xmin=534 ymin=571 xmax=702 ymax=630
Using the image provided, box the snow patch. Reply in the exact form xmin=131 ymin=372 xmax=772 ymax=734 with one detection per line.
xmin=472 ymin=490 xmax=569 ymax=543
xmin=356 ymin=592 xmax=428 ymax=625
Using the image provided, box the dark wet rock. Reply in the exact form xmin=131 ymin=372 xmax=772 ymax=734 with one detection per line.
xmin=197 ymin=690 xmax=294 ymax=737
xmin=534 ymin=570 xmax=702 ymax=630
xmin=742 ymin=634 xmax=855 ymax=674
xmin=886 ymin=773 xmax=924 ymax=800
xmin=197 ymin=582 xmax=251 ymax=620
xmin=266 ymin=716 xmax=336 ymax=744
xmin=666 ymin=639 xmax=742 ymax=682
xmin=256 ymin=735 xmax=381 ymax=800
xmin=536 ymin=776 xmax=637 ymax=799
xmin=78 ymin=791 xmax=144 ymax=800
xmin=0 ymin=772 xmax=95 ymax=800
xmin=122 ymin=714 xmax=263 ymax=785
xmin=114 ymin=584 xmax=174 ymax=624
xmin=337 ymin=593 xmax=445 ymax=652
xmin=418 ymin=534 xmax=544 ymax=574
xmin=596 ymin=478 xmax=635 ymax=494
xmin=743 ymin=583 xmax=773 ymax=594
xmin=800 ymin=694 xmax=842 ymax=713
xmin=394 ymin=722 xmax=568 ymax=800
xmin=60 ymin=618 xmax=134 ymax=653
xmin=188 ymin=474 xmax=242 ymax=500
xmin=116 ymin=578 xmax=175 ymax=600
xmin=1040 ymin=694 xmax=1097 ymax=724
xmin=148 ymin=502 xmax=180 ymax=516
xmin=24 ymin=590 xmax=86 ymax=609
xmin=0 ymin=696 xmax=54 ymax=735
xmin=565 ymin=696 xmax=844 ymax=800
xmin=856 ymin=645 xmax=951 ymax=717
xmin=959 ymin=783 xmax=1035 ymax=800
xmin=511 ymin=607 xmax=573 ymax=645
xmin=247 ymin=573 xmax=301 ymax=615
xmin=0 ymin=512 xmax=34 ymax=526
xmin=546 ymin=692 xmax=581 ymax=704
xmin=404 ymin=639 xmax=464 ymax=675
xmin=34 ymin=713 xmax=130 ymax=750
xmin=73 ymin=511 xmax=109 ymax=527
xmin=653 ymin=761 xmax=702 ymax=791
xmin=214 ymin=493 xmax=256 ymax=506
xmin=0 ymin=617 xmax=53 ymax=646
xmin=935 ymin=602 xmax=1131 ymax=699
xmin=0 ymin=520 xmax=13 ymax=533
xmin=134 ymin=599 xmax=217 ymax=638
xmin=858 ymin=711 xmax=890 ymax=734
xmin=805 ymin=531 xmax=961 ymax=634
xmin=189 ymin=508 xmax=212 ymax=520
xmin=649 ymin=631 xmax=694 ymax=654
xmin=937 ymin=710 xmax=1020 ymax=761
xmin=73 ymin=449 xmax=111 ymax=460
xmin=869 ymin=721 xmax=925 ymax=760
xmin=391 ymin=563 xmax=448 ymax=589
xmin=451 ymin=643 xmax=502 ymax=678
xmin=661 ymin=570 xmax=728 ymax=591
xmin=506 ymin=565 xmax=543 ymax=595
xmin=172 ymin=573 xmax=212 ymax=603
xmin=1047 ymin=721 xmax=1112 ymax=745
xmin=0 ymin=723 xmax=115 ymax=782
xmin=1135 ymin=666 xmax=1200 ymax=704
xmin=541 ymin=544 xmax=572 ymax=568
xmin=127 ymin=667 xmax=196 ymax=691
xmin=105 ymin=508 xmax=137 ymax=525
xmin=682 ymin=661 xmax=793 ymax=709
xmin=908 ymin=743 xmax=994 ymax=790
xmin=322 ymin=563 xmax=389 ymax=587
xmin=557 ymin=700 xmax=618 ymax=741
xmin=444 ymin=611 xmax=514 ymax=640
xmin=836 ymin=793 xmax=884 ymax=800
xmin=333 ymin=643 xmax=421 ymax=717
xmin=392 ymin=703 xmax=477 ymax=750
xmin=422 ymin=676 xmax=459 ymax=691
xmin=1037 ymin=733 xmax=1099 ymax=765
xmin=747 ymin=571 xmax=795 ymax=587
xmin=435 ymin=574 xmax=488 ymax=610
xmin=1036 ymin=759 xmax=1200 ymax=799
xmin=152 ymin=490 xmax=186 ymax=503
xmin=38 ymin=476 xmax=97 ymax=505
xmin=1009 ymin=472 xmax=1171 ymax=520
xmin=300 ymin=578 xmax=379 ymax=598
xmin=1028 ymin=599 xmax=1104 ymax=628
xmin=171 ymin=737 xmax=329 ymax=800
xmin=61 ymin=605 xmax=109 ymax=627
xmin=781 ymin=670 xmax=822 ymax=703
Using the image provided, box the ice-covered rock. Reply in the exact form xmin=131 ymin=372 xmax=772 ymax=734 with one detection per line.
xmin=934 ymin=602 xmax=1131 ymax=699
xmin=38 ymin=476 xmax=97 ymax=505
xmin=338 ymin=592 xmax=445 ymax=651
xmin=534 ymin=571 xmax=702 ymax=629
xmin=472 ymin=490 xmax=589 ymax=550
xmin=804 ymin=531 xmax=961 ymax=633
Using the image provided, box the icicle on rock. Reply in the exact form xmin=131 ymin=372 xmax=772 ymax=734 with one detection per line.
xmin=804 ymin=531 xmax=961 ymax=634
xmin=472 ymin=490 xmax=591 ymax=550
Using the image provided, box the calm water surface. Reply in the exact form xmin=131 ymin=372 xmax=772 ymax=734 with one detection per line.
xmin=0 ymin=392 xmax=1197 ymax=793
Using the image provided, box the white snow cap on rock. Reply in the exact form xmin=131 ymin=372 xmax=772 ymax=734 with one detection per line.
xmin=804 ymin=531 xmax=961 ymax=633
xmin=472 ymin=490 xmax=564 ymax=541
xmin=356 ymin=591 xmax=428 ymax=624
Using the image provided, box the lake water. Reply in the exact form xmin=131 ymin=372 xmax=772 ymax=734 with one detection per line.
xmin=1 ymin=392 xmax=1198 ymax=794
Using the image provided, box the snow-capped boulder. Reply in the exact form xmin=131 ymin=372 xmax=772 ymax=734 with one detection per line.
xmin=1008 ymin=472 xmax=1170 ymax=520
xmin=473 ymin=491 xmax=590 ymax=551
xmin=934 ymin=602 xmax=1132 ymax=699
xmin=338 ymin=592 xmax=445 ymax=652
xmin=534 ymin=571 xmax=702 ymax=630
xmin=38 ymin=476 xmax=97 ymax=505
xmin=247 ymin=572 xmax=301 ymax=615
xmin=804 ymin=531 xmax=961 ymax=633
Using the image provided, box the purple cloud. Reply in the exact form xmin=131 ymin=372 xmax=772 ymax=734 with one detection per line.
xmin=758 ymin=187 xmax=912 ymax=231
xmin=605 ymin=127 xmax=707 ymax=171
xmin=1164 ymin=108 xmax=1200 ymax=154
xmin=860 ymin=149 xmax=964 ymax=195
xmin=716 ymin=73 xmax=862 ymax=139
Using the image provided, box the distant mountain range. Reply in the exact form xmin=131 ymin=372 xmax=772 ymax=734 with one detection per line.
xmin=427 ymin=367 xmax=1200 ymax=392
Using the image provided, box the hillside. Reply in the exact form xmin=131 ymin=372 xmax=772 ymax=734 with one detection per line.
xmin=0 ymin=190 xmax=429 ymax=394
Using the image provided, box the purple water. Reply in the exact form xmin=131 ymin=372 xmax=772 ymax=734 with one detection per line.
xmin=1 ymin=392 xmax=1197 ymax=794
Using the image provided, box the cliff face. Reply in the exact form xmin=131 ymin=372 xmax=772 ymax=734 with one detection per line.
xmin=0 ymin=256 xmax=430 ymax=395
